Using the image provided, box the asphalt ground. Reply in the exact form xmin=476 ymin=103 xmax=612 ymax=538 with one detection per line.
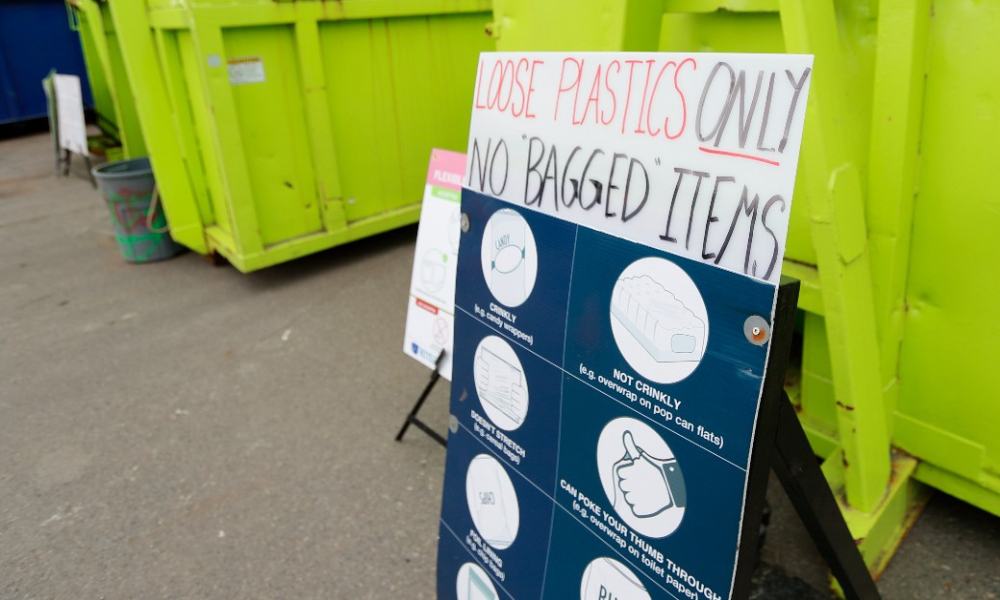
xmin=1 ymin=133 xmax=998 ymax=599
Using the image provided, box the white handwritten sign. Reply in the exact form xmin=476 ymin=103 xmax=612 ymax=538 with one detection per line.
xmin=464 ymin=53 xmax=812 ymax=283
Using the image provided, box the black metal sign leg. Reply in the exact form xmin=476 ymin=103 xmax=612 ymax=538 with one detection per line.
xmin=772 ymin=393 xmax=881 ymax=600
xmin=733 ymin=278 xmax=802 ymax=598
xmin=732 ymin=279 xmax=879 ymax=600
xmin=395 ymin=351 xmax=448 ymax=448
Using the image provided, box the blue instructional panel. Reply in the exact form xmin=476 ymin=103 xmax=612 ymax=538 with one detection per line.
xmin=438 ymin=189 xmax=777 ymax=600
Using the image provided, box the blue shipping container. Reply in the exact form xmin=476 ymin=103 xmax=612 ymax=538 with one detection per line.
xmin=0 ymin=0 xmax=93 ymax=126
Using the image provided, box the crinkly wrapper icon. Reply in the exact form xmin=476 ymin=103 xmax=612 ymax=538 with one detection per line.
xmin=611 ymin=275 xmax=706 ymax=363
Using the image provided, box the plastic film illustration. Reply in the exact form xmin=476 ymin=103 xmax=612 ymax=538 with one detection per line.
xmin=580 ymin=557 xmax=651 ymax=600
xmin=611 ymin=275 xmax=705 ymax=361
xmin=480 ymin=208 xmax=538 ymax=307
xmin=466 ymin=454 xmax=521 ymax=550
xmin=610 ymin=257 xmax=709 ymax=384
xmin=432 ymin=316 xmax=450 ymax=347
xmin=597 ymin=417 xmax=687 ymax=538
xmin=473 ymin=335 xmax=529 ymax=431
xmin=419 ymin=248 xmax=450 ymax=295
xmin=456 ymin=562 xmax=499 ymax=600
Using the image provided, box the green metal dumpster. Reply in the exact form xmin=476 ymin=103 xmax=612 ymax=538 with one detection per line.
xmin=491 ymin=0 xmax=1000 ymax=580
xmin=67 ymin=0 xmax=146 ymax=159
xmin=107 ymin=0 xmax=493 ymax=272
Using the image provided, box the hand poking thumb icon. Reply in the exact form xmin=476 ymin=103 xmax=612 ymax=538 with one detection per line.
xmin=614 ymin=431 xmax=674 ymax=519
xmin=623 ymin=431 xmax=641 ymax=460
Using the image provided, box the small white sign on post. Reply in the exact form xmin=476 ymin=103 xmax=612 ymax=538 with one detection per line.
xmin=53 ymin=74 xmax=89 ymax=157
xmin=402 ymin=149 xmax=466 ymax=380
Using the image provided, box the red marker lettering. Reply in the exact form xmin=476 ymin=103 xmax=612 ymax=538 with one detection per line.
xmin=601 ymin=60 xmax=620 ymax=126
xmin=474 ymin=60 xmax=488 ymax=109
xmin=620 ymin=60 xmax=643 ymax=134
xmin=525 ymin=60 xmax=544 ymax=119
xmin=633 ymin=59 xmax=657 ymax=135
xmin=512 ymin=58 xmax=529 ymax=117
xmin=554 ymin=57 xmax=583 ymax=122
xmin=667 ymin=58 xmax=696 ymax=139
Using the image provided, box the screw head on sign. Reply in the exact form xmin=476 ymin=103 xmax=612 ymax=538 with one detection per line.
xmin=461 ymin=213 xmax=470 ymax=233
xmin=449 ymin=415 xmax=459 ymax=434
xmin=743 ymin=315 xmax=771 ymax=346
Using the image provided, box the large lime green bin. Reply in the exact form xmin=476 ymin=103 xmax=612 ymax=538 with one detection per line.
xmin=67 ymin=0 xmax=146 ymax=159
xmin=491 ymin=0 xmax=1000 ymax=580
xmin=106 ymin=0 xmax=493 ymax=272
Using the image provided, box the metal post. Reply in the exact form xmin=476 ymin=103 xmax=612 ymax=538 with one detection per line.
xmin=865 ymin=0 xmax=931 ymax=420
xmin=395 ymin=351 xmax=448 ymax=448
xmin=779 ymin=0 xmax=892 ymax=513
xmin=772 ymin=394 xmax=882 ymax=600
xmin=733 ymin=278 xmax=801 ymax=598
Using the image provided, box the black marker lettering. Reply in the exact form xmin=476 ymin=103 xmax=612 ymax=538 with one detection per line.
xmin=761 ymin=194 xmax=786 ymax=279
xmin=779 ymin=68 xmax=811 ymax=152
xmin=715 ymin=185 xmax=760 ymax=274
xmin=605 ymin=153 xmax=627 ymax=218
xmin=736 ymin=70 xmax=764 ymax=149
xmin=578 ymin=149 xmax=605 ymax=210
xmin=621 ymin=158 xmax=649 ymax=223
xmin=660 ymin=168 xmax=689 ymax=243
xmin=541 ymin=145 xmax=559 ymax=210
xmin=756 ymin=72 xmax=776 ymax=152
xmin=489 ymin=138 xmax=509 ymax=196
xmin=560 ymin=146 xmax=582 ymax=208
xmin=468 ymin=137 xmax=490 ymax=192
xmin=702 ymin=175 xmax=734 ymax=260
xmin=685 ymin=170 xmax=710 ymax=249
xmin=523 ymin=136 xmax=545 ymax=206
xmin=712 ymin=70 xmax=756 ymax=148
xmin=696 ymin=62 xmax=736 ymax=142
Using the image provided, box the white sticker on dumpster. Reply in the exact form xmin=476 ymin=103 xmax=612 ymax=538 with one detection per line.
xmin=227 ymin=57 xmax=266 ymax=85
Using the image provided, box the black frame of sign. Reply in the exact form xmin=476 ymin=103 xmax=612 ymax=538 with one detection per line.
xmin=731 ymin=278 xmax=880 ymax=600
xmin=395 ymin=350 xmax=448 ymax=448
